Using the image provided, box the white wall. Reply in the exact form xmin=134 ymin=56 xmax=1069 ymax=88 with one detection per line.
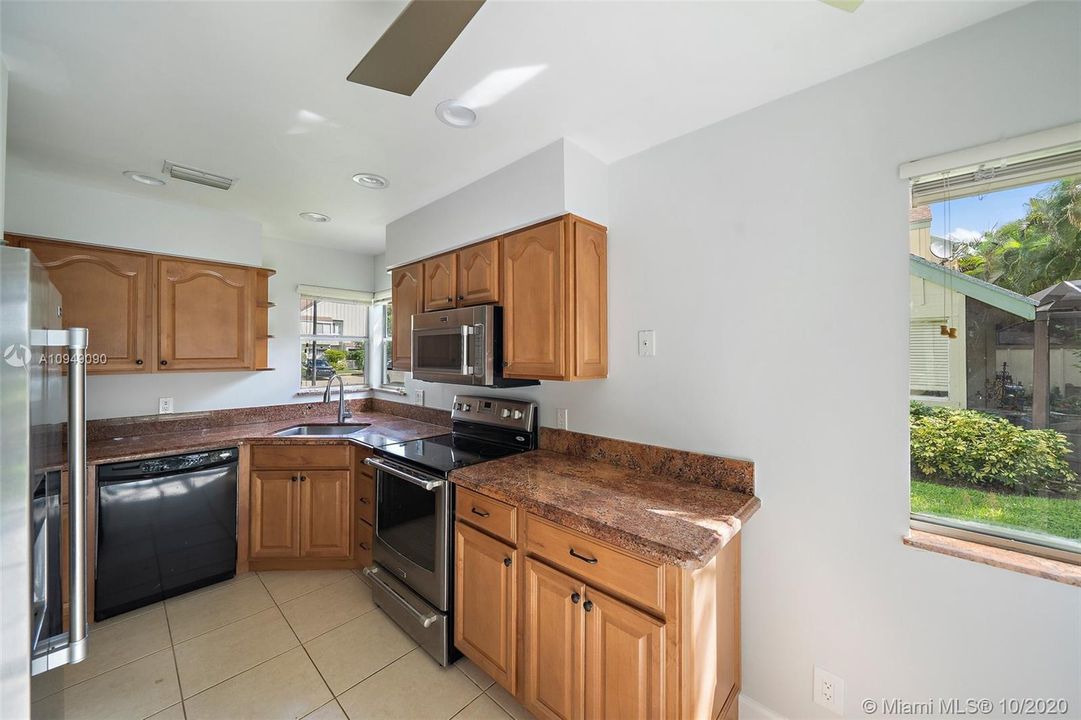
xmin=4 ymin=166 xmax=376 ymax=419
xmin=384 ymin=138 xmax=609 ymax=268
xmin=392 ymin=2 xmax=1081 ymax=715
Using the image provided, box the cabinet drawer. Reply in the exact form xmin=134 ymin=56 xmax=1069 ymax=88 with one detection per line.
xmin=525 ymin=514 xmax=665 ymax=614
xmin=457 ymin=487 xmax=517 ymax=545
xmin=357 ymin=474 xmax=374 ymax=525
xmin=252 ymin=444 xmax=351 ymax=469
xmin=357 ymin=519 xmax=373 ymax=568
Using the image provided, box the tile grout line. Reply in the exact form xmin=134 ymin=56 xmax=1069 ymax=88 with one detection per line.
xmin=160 ymin=598 xmax=189 ymax=720
xmin=328 ymin=645 xmax=419 ymax=702
xmin=262 ymin=570 xmax=355 ymax=607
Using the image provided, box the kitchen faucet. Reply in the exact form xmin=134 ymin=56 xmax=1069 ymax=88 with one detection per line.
xmin=323 ymin=374 xmax=353 ymax=423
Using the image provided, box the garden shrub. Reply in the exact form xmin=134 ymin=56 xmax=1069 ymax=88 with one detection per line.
xmin=909 ymin=402 xmax=1078 ymax=496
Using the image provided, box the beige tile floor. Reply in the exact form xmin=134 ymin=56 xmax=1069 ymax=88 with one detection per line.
xmin=31 ymin=570 xmax=534 ymax=720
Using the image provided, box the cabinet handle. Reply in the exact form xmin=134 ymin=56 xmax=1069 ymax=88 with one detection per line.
xmin=447 ymin=296 xmax=452 ymax=302
xmin=569 ymin=548 xmax=598 ymax=565
xmin=470 ymin=507 xmax=490 ymax=518
xmin=571 ymin=592 xmax=580 ymax=604
xmin=300 ymin=475 xmax=307 ymax=482
xmin=583 ymin=600 xmax=593 ymax=612
xmin=135 ymin=359 xmax=144 ymax=366
xmin=503 ymin=361 xmax=509 ymax=368
xmin=160 ymin=360 xmax=168 ymax=366
xmin=457 ymin=295 xmax=464 ymax=301
xmin=359 ymin=542 xmax=371 ymax=550
xmin=359 ymin=496 xmax=370 ymax=504
xmin=503 ymin=557 xmax=512 ymax=567
xmin=291 ymin=475 xmax=298 ymax=482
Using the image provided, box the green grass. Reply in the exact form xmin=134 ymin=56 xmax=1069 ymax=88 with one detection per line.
xmin=911 ymin=480 xmax=1081 ymax=541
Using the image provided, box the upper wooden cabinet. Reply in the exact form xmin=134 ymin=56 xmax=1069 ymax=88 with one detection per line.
xmin=423 ymin=253 xmax=457 ymax=311
xmin=157 ymin=258 xmax=254 ymax=371
xmin=457 ymin=238 xmax=501 ymax=306
xmin=391 ymin=262 xmax=423 ymax=371
xmin=6 ymin=236 xmax=151 ymax=373
xmin=503 ymin=216 xmax=607 ymax=380
xmin=4 ymin=234 xmax=273 ymax=373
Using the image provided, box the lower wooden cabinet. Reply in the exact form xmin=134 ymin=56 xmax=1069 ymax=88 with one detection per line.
xmin=453 ymin=487 xmax=741 ymax=720
xmin=454 ymin=522 xmax=517 ymax=693
xmin=299 ymin=471 xmax=351 ymax=558
xmin=250 ymin=470 xmax=301 ymax=558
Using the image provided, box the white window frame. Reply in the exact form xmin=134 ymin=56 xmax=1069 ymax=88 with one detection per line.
xmin=297 ymin=286 xmax=373 ymax=394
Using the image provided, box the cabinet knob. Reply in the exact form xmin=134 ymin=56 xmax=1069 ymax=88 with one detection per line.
xmin=503 ymin=557 xmax=512 ymax=567
xmin=583 ymin=600 xmax=593 ymax=612
xmin=457 ymin=295 xmax=464 ymax=301
xmin=300 ymin=475 xmax=307 ymax=482
xmin=571 ymin=592 xmax=580 ymax=604
xmin=291 ymin=475 xmax=298 ymax=482
xmin=503 ymin=361 xmax=509 ymax=367
xmin=135 ymin=359 xmax=144 ymax=366
xmin=447 ymin=296 xmax=452 ymax=302
xmin=160 ymin=360 xmax=168 ymax=366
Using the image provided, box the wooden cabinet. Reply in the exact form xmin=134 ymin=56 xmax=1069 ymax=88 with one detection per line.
xmin=455 ymin=522 xmax=518 ymax=693
xmin=455 ymin=489 xmax=740 ymax=720
xmin=523 ymin=558 xmax=585 ymax=720
xmin=423 ymin=253 xmax=457 ymax=311
xmin=5 ymin=234 xmax=273 ymax=374
xmin=6 ymin=236 xmax=151 ymax=373
xmin=299 ymin=470 xmax=351 ymax=557
xmin=158 ymin=258 xmax=255 ymax=370
xmin=250 ymin=471 xmax=300 ymax=558
xmin=457 ymin=238 xmax=500 ymax=306
xmin=503 ymin=216 xmax=607 ymax=380
xmin=584 ymin=587 xmax=665 ymax=720
xmin=249 ymin=445 xmax=355 ymax=567
xmin=391 ymin=263 xmax=423 ymax=370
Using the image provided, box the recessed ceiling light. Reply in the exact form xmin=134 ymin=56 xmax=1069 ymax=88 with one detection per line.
xmin=352 ymin=173 xmax=388 ymax=189
xmin=123 ymin=171 xmax=166 ymax=186
xmin=435 ymin=100 xmax=477 ymax=128
xmin=299 ymin=212 xmax=331 ymax=223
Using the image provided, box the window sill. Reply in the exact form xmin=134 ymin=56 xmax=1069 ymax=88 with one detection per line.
xmin=294 ymin=386 xmax=370 ymax=397
xmin=904 ymin=529 xmax=1081 ymax=587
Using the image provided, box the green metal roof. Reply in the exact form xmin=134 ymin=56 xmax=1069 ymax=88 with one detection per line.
xmin=909 ymin=254 xmax=1037 ymax=320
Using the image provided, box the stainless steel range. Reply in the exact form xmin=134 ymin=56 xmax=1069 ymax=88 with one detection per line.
xmin=363 ymin=395 xmax=536 ymax=666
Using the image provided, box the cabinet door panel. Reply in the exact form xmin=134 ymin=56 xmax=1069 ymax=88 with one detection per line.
xmin=523 ymin=559 xmax=584 ymax=720
xmin=571 ymin=220 xmax=608 ymax=379
xmin=457 ymin=239 xmax=500 ymax=306
xmin=391 ymin=263 xmax=423 ymax=371
xmin=158 ymin=259 xmax=253 ymax=370
xmin=454 ymin=522 xmax=517 ymax=693
xmin=299 ymin=470 xmax=351 ymax=558
xmin=584 ymin=588 xmax=664 ymax=720
xmin=423 ymin=253 xmax=457 ymax=311
xmin=250 ymin=471 xmax=299 ymax=558
xmin=503 ymin=221 xmax=564 ymax=379
xmin=14 ymin=238 xmax=151 ymax=373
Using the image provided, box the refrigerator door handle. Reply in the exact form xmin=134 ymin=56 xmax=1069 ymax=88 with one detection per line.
xmin=65 ymin=327 xmax=88 ymax=665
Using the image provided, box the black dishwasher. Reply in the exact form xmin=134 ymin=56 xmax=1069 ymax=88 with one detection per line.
xmin=95 ymin=447 xmax=238 ymax=621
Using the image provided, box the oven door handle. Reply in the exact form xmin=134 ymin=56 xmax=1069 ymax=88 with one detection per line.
xmin=364 ymin=457 xmax=445 ymax=491
xmin=363 ymin=566 xmax=439 ymax=628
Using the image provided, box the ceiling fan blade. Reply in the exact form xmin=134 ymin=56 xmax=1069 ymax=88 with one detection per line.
xmin=820 ymin=0 xmax=864 ymax=11
xmin=347 ymin=0 xmax=485 ymax=96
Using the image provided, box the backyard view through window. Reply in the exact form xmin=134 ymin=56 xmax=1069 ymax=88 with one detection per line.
xmin=382 ymin=302 xmax=406 ymax=387
xmin=909 ymin=161 xmax=1081 ymax=559
xmin=299 ymin=292 xmax=368 ymax=389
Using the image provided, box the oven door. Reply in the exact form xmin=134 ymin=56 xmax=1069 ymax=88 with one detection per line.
xmin=369 ymin=459 xmax=452 ymax=611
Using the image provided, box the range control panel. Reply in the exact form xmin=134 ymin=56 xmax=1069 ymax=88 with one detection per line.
xmin=451 ymin=395 xmax=536 ymax=432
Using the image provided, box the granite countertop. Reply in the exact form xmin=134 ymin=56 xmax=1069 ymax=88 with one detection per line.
xmin=450 ymin=449 xmax=760 ymax=569
xmin=81 ymin=410 xmax=448 ymax=467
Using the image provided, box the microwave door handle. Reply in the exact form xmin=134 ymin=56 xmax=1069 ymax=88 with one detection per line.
xmin=473 ymin=324 xmax=484 ymax=377
xmin=461 ymin=325 xmax=474 ymax=376
xmin=66 ymin=328 xmax=89 ymax=665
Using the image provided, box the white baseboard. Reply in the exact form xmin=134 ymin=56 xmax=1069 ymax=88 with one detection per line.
xmin=739 ymin=694 xmax=788 ymax=720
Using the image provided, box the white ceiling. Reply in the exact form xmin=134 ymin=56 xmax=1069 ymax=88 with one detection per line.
xmin=2 ymin=0 xmax=1024 ymax=254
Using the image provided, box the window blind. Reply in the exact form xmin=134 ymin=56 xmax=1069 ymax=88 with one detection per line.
xmin=910 ymin=319 xmax=950 ymax=395
xmin=910 ymin=146 xmax=1081 ymax=206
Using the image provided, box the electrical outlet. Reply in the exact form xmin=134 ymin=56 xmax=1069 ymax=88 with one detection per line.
xmin=556 ymin=408 xmax=569 ymax=429
xmin=158 ymin=397 xmax=174 ymax=414
xmin=813 ymin=666 xmax=844 ymax=715
xmin=413 ymin=389 xmax=425 ymax=406
xmin=638 ymin=330 xmax=656 ymax=357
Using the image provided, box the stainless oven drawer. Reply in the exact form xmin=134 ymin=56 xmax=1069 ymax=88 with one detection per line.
xmin=364 ymin=565 xmax=454 ymax=666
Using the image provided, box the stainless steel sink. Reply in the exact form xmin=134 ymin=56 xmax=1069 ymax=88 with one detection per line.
xmin=273 ymin=424 xmax=371 ymax=437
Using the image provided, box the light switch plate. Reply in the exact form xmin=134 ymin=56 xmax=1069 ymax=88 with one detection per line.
xmin=158 ymin=397 xmax=174 ymax=414
xmin=556 ymin=408 xmax=569 ymax=430
xmin=638 ymin=330 xmax=656 ymax=357
xmin=413 ymin=389 xmax=425 ymax=406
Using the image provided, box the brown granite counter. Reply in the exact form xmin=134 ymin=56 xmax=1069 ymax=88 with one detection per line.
xmin=80 ymin=409 xmax=447 ymax=467
xmin=450 ymin=449 xmax=760 ymax=569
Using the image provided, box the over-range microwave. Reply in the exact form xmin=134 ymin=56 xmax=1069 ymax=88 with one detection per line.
xmin=411 ymin=305 xmax=538 ymax=387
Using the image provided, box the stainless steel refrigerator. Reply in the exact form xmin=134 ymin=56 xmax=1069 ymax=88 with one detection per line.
xmin=1 ymin=245 xmax=89 ymax=717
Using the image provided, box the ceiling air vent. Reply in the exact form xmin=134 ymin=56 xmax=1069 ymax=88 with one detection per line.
xmin=162 ymin=161 xmax=234 ymax=190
